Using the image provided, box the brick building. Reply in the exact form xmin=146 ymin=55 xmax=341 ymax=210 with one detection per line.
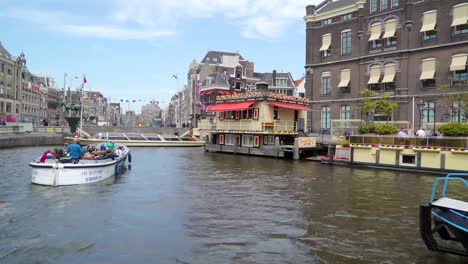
xmin=304 ymin=0 xmax=468 ymax=133
xmin=0 ymin=42 xmax=22 ymax=122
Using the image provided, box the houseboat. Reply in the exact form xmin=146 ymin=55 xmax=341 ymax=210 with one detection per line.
xmin=201 ymin=90 xmax=317 ymax=158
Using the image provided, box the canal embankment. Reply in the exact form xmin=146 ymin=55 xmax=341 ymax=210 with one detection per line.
xmin=0 ymin=133 xmax=64 ymax=148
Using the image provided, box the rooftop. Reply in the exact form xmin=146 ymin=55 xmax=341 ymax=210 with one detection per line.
xmin=201 ymin=50 xmax=244 ymax=64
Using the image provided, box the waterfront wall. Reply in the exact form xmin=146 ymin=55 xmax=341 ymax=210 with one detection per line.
xmin=0 ymin=133 xmax=64 ymax=149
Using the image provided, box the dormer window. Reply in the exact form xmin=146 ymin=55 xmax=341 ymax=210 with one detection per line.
xmin=322 ymin=19 xmax=332 ymax=26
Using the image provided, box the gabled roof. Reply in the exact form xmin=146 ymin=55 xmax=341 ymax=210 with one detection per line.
xmin=201 ymin=72 xmax=229 ymax=88
xmin=0 ymin=41 xmax=13 ymax=60
xmin=201 ymin=51 xmax=244 ymax=64
xmin=316 ymin=0 xmax=358 ymax=14
xmin=254 ymin=72 xmax=295 ymax=88
xmin=294 ymin=78 xmax=304 ymax=87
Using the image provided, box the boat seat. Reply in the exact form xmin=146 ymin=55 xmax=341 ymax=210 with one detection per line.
xmin=432 ymin=197 xmax=468 ymax=213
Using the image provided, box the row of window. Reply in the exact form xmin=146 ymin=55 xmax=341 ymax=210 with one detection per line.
xmin=370 ymin=0 xmax=399 ymax=13
xmin=322 ymin=13 xmax=353 ymax=26
xmin=319 ymin=3 xmax=467 ymax=59
xmin=319 ymin=102 xmax=466 ymax=129
xmin=320 ymin=54 xmax=468 ymax=96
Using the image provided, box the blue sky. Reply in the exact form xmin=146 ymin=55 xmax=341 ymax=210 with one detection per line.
xmin=0 ymin=0 xmax=320 ymax=111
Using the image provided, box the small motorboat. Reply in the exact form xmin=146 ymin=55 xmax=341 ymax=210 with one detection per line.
xmin=29 ymin=145 xmax=131 ymax=186
xmin=420 ymin=173 xmax=468 ymax=256
xmin=65 ymin=132 xmax=205 ymax=147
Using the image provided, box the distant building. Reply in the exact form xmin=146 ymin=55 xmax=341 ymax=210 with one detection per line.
xmin=82 ymin=90 xmax=108 ymax=124
xmin=141 ymin=102 xmax=162 ymax=126
xmin=19 ymin=53 xmax=44 ymax=124
xmin=254 ymin=70 xmax=296 ymax=96
xmin=123 ymin=110 xmax=138 ymax=127
xmin=109 ymin=103 xmax=122 ymax=126
xmin=294 ymin=78 xmax=305 ymax=98
xmin=0 ymin=42 xmax=22 ymax=123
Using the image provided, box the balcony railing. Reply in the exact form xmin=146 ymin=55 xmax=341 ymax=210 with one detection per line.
xmin=214 ymin=120 xmax=297 ymax=133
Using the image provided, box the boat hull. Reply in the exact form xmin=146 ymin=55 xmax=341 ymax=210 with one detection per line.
xmin=30 ymin=150 xmax=129 ymax=186
xmin=64 ymin=137 xmax=205 ymax=147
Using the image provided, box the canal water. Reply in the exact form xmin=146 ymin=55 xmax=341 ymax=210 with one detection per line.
xmin=0 ymin=147 xmax=466 ymax=263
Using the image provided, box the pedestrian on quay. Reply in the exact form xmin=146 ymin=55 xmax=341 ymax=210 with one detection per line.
xmin=416 ymin=128 xmax=426 ymax=137
xmin=397 ymin=128 xmax=408 ymax=138
xmin=67 ymin=137 xmax=84 ymax=164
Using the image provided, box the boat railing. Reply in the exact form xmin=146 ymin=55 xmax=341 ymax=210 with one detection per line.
xmin=429 ymin=173 xmax=468 ymax=203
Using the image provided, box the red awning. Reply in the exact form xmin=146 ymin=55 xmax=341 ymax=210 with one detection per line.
xmin=6 ymin=117 xmax=17 ymax=122
xmin=218 ymin=90 xmax=231 ymax=95
xmin=207 ymin=101 xmax=256 ymax=112
xmin=269 ymin=101 xmax=310 ymax=111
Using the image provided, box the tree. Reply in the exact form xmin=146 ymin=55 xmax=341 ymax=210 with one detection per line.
xmin=437 ymin=83 xmax=468 ymax=123
xmin=358 ymin=89 xmax=398 ymax=124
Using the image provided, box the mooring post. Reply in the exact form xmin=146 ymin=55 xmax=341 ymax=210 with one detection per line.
xmin=328 ymin=144 xmax=333 ymax=164
xmin=293 ymin=138 xmax=300 ymax=160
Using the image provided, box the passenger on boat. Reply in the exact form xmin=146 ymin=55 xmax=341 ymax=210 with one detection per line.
xmin=39 ymin=150 xmax=57 ymax=163
xmin=100 ymin=144 xmax=107 ymax=151
xmin=106 ymin=141 xmax=116 ymax=151
xmin=67 ymin=138 xmax=84 ymax=164
xmin=55 ymin=148 xmax=67 ymax=158
xmin=115 ymin=146 xmax=124 ymax=157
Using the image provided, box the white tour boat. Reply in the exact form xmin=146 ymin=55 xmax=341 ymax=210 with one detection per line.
xmin=65 ymin=132 xmax=205 ymax=147
xmin=29 ymin=145 xmax=131 ymax=186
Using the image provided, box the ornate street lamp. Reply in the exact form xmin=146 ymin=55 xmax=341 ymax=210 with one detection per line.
xmin=417 ymin=100 xmax=425 ymax=129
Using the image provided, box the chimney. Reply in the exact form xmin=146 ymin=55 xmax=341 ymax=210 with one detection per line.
xmin=256 ymin=82 xmax=269 ymax=93
xmin=306 ymin=5 xmax=316 ymax=15
xmin=272 ymin=70 xmax=277 ymax=86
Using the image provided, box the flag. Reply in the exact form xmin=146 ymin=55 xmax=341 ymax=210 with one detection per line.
xmin=81 ymin=74 xmax=87 ymax=89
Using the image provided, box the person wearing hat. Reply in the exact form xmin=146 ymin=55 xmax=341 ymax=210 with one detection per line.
xmin=67 ymin=137 xmax=84 ymax=164
xmin=106 ymin=141 xmax=116 ymax=151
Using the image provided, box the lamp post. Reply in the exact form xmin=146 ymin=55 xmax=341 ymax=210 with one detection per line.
xmin=433 ymin=98 xmax=437 ymax=133
xmin=172 ymin=74 xmax=180 ymax=127
xmin=417 ymin=100 xmax=425 ymax=130
xmin=358 ymin=101 xmax=364 ymax=127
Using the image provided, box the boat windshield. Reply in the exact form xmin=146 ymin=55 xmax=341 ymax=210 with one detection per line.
xmin=145 ymin=134 xmax=162 ymax=141
xmin=108 ymin=133 xmax=129 ymax=141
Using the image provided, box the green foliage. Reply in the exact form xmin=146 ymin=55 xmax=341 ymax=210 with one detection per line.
xmin=358 ymin=124 xmax=398 ymax=135
xmin=358 ymin=89 xmax=398 ymax=123
xmin=437 ymin=84 xmax=468 ymax=119
xmin=438 ymin=123 xmax=468 ymax=136
xmin=358 ymin=124 xmax=376 ymax=134
xmin=341 ymin=140 xmax=350 ymax=147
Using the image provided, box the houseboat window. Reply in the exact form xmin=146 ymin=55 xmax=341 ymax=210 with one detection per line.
xmin=241 ymin=108 xmax=253 ymax=119
xmin=242 ymin=135 xmax=254 ymax=147
xmin=401 ymin=154 xmax=416 ymax=166
xmin=225 ymin=134 xmax=236 ymax=146
xmin=273 ymin=106 xmax=279 ymax=120
xmin=267 ymin=135 xmax=275 ymax=145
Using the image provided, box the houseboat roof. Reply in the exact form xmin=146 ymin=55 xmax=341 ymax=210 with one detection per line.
xmin=208 ymin=91 xmax=310 ymax=112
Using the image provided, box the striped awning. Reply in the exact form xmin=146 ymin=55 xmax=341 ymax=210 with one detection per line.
xmin=368 ymin=66 xmax=381 ymax=84
xmin=382 ymin=19 xmax=397 ymax=38
xmin=369 ymin=23 xmax=382 ymax=41
xmin=319 ymin=34 xmax=331 ymax=51
xmin=382 ymin=64 xmax=396 ymax=83
xmin=420 ymin=11 xmax=437 ymax=32
xmin=337 ymin=69 xmax=350 ymax=87
xmin=420 ymin=59 xmax=436 ymax=80
xmin=451 ymin=3 xmax=468 ymax=27
xmin=450 ymin=54 xmax=468 ymax=71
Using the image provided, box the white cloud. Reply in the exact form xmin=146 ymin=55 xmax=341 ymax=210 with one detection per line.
xmin=3 ymin=0 xmax=324 ymax=40
xmin=3 ymin=8 xmax=175 ymax=40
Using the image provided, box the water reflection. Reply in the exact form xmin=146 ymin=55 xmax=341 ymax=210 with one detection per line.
xmin=0 ymin=147 xmax=465 ymax=263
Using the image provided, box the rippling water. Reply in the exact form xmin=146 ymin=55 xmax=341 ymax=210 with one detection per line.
xmin=0 ymin=147 xmax=466 ymax=263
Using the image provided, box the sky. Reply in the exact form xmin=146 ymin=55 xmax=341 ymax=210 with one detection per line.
xmin=0 ymin=0 xmax=321 ymax=112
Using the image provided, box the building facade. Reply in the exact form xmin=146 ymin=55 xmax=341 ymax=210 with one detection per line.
xmin=0 ymin=42 xmax=22 ymax=122
xmin=304 ymin=0 xmax=468 ymax=133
